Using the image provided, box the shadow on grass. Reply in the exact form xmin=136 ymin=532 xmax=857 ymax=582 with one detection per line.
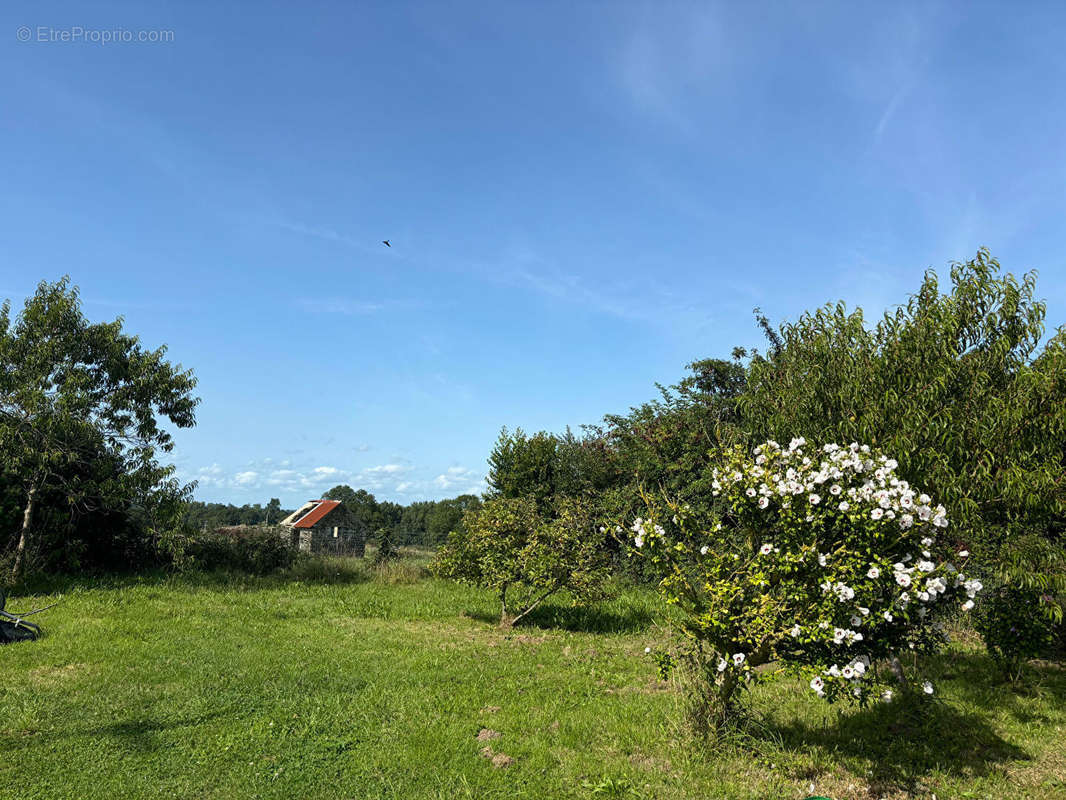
xmin=466 ymin=601 xmax=654 ymax=634
xmin=769 ymin=691 xmax=1030 ymax=795
xmin=936 ymin=649 xmax=1066 ymax=724
xmin=3 ymin=710 xmax=230 ymax=755
xmin=85 ymin=710 xmax=231 ymax=753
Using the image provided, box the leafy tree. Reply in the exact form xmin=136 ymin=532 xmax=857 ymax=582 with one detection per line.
xmin=0 ymin=279 xmax=198 ymax=580
xmin=486 ymin=428 xmax=559 ymax=509
xmin=634 ymin=439 xmax=981 ymax=731
xmin=736 ymin=250 xmax=1066 ymax=662
xmin=425 ymin=494 xmax=482 ymax=545
xmin=264 ymin=498 xmax=282 ymax=525
xmin=593 ymin=353 xmax=748 ymax=522
xmin=432 ymin=496 xmax=610 ymax=628
xmin=323 ymin=485 xmax=381 ymax=535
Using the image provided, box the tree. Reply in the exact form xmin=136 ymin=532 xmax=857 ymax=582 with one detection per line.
xmin=486 ymin=428 xmax=559 ymax=510
xmin=425 ymin=494 xmax=482 ymax=545
xmin=264 ymin=498 xmax=282 ymax=525
xmin=634 ymin=439 xmax=980 ymax=731
xmin=0 ymin=279 xmax=198 ymax=580
xmin=432 ymin=496 xmax=610 ymax=628
xmin=736 ymin=250 xmax=1066 ymax=663
xmin=593 ymin=353 xmax=748 ymax=523
xmin=323 ymin=485 xmax=381 ymax=535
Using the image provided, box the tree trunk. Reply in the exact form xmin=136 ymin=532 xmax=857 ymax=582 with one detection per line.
xmin=498 ymin=585 xmax=515 ymax=629
xmin=11 ymin=482 xmax=38 ymax=582
xmin=888 ymin=652 xmax=907 ymax=686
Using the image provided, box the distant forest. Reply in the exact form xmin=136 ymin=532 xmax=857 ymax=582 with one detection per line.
xmin=183 ymin=487 xmax=482 ymax=547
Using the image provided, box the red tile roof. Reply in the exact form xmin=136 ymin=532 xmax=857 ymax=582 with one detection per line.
xmin=293 ymin=499 xmax=342 ymax=529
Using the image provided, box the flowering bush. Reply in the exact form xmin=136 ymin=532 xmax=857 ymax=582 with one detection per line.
xmin=632 ymin=438 xmax=981 ymax=726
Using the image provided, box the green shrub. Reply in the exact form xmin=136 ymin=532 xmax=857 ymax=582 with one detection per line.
xmin=372 ymin=528 xmax=396 ymax=566
xmin=182 ymin=526 xmax=296 ymax=574
xmin=431 ymin=495 xmax=610 ymax=627
xmin=975 ymin=585 xmax=1057 ymax=681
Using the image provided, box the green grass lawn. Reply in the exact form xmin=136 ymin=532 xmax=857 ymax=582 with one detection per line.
xmin=3 ymin=555 xmax=1064 ymax=800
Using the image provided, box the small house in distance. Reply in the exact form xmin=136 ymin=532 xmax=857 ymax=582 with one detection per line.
xmin=279 ymin=499 xmax=365 ymax=557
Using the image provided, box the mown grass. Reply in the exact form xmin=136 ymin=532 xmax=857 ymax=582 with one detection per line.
xmin=3 ymin=556 xmax=1064 ymax=800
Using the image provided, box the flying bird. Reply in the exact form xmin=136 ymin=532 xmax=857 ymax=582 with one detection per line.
xmin=382 ymin=240 xmax=391 ymax=247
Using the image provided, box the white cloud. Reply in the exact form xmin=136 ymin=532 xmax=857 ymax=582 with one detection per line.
xmin=432 ymin=466 xmax=484 ymax=492
xmin=233 ymin=470 xmax=260 ymax=487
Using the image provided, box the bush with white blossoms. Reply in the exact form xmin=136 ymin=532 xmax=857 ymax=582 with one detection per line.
xmin=631 ymin=438 xmax=981 ymax=726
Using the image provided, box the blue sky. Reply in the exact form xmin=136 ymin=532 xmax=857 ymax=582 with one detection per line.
xmin=3 ymin=2 xmax=1065 ymax=507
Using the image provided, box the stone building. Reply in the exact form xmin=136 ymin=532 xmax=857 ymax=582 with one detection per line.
xmin=279 ymin=499 xmax=365 ymax=556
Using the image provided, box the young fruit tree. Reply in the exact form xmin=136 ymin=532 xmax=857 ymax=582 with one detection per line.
xmin=0 ymin=278 xmax=198 ymax=579
xmin=432 ymin=495 xmax=610 ymax=628
xmin=632 ymin=438 xmax=981 ymax=729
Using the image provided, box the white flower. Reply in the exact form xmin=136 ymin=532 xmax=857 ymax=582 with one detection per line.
xmin=962 ymin=599 xmax=974 ymax=611
xmin=867 ymin=566 xmax=880 ymax=579
xmin=818 ymin=553 xmax=827 ymax=566
xmin=829 ymin=484 xmax=842 ymax=495
xmin=871 ymin=508 xmax=884 ymax=521
xmin=895 ymin=572 xmax=912 ymax=587
xmin=760 ymin=543 xmax=774 ymax=555
xmin=700 ymin=545 xmax=709 ymax=555
xmin=841 ymin=665 xmax=854 ymax=679
xmin=833 ymin=628 xmax=847 ymax=643
xmin=852 ymin=660 xmax=866 ymax=676
xmin=959 ymin=550 xmax=969 ymax=558
xmin=746 ymin=487 xmax=757 ymax=498
xmin=918 ymin=560 xmax=935 ymax=573
xmin=850 ymin=615 xmax=862 ymax=627
xmin=717 ymin=658 xmax=728 ymax=672
xmin=809 ymin=493 xmax=821 ymax=505
xmin=827 ymin=664 xmax=841 ymax=676
xmin=883 ymin=610 xmax=893 ymax=622
xmin=790 ymin=624 xmax=802 ymax=637
xmin=838 ymin=501 xmax=850 ymax=512
xmin=899 ymin=514 xmax=914 ymax=528
xmin=858 ymin=606 xmax=869 ymax=616
xmin=733 ymin=653 xmax=746 ymax=666
xmin=758 ymin=496 xmax=769 ymax=509
xmin=634 ymin=534 xmax=644 ymax=548
xmin=644 ymin=647 xmax=651 ymax=654
xmin=810 ymin=676 xmax=825 ymax=695
xmin=923 ymin=681 xmax=934 ymax=695
xmin=882 ymin=689 xmax=894 ymax=702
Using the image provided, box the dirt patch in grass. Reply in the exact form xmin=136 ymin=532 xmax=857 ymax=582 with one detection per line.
xmin=478 ymin=745 xmax=514 ymax=768
xmin=475 ymin=728 xmax=501 ymax=741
